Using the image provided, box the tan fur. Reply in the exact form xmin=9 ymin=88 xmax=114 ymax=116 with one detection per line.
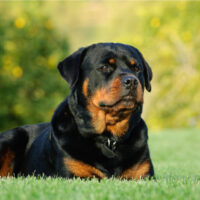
xmin=107 ymin=114 xmax=131 ymax=136
xmin=0 ymin=149 xmax=15 ymax=177
xmin=120 ymin=160 xmax=150 ymax=180
xmin=64 ymin=158 xmax=105 ymax=179
xmin=130 ymin=59 xmax=135 ymax=65
xmin=109 ymin=58 xmax=115 ymax=64
xmin=82 ymin=78 xmax=89 ymax=97
xmin=136 ymin=82 xmax=143 ymax=103
xmin=92 ymin=77 xmax=122 ymax=107
xmin=87 ymin=104 xmax=106 ymax=134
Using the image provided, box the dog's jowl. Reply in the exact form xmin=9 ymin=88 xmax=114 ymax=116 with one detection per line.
xmin=0 ymin=43 xmax=154 ymax=179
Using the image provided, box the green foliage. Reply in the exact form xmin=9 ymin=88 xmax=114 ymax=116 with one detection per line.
xmin=0 ymin=3 xmax=69 ymax=131
xmin=140 ymin=2 xmax=200 ymax=129
xmin=0 ymin=2 xmax=200 ymax=130
xmin=0 ymin=130 xmax=200 ymax=200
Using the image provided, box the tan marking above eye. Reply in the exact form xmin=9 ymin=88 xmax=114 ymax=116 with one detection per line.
xmin=130 ymin=59 xmax=135 ymax=65
xmin=109 ymin=58 xmax=115 ymax=64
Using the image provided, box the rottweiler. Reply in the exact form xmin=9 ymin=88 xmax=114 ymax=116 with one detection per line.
xmin=0 ymin=43 xmax=154 ymax=179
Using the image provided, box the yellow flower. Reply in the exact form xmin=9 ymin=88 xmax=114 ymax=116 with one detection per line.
xmin=12 ymin=66 xmax=23 ymax=78
xmin=45 ymin=20 xmax=53 ymax=30
xmin=150 ymin=17 xmax=160 ymax=28
xmin=14 ymin=17 xmax=26 ymax=29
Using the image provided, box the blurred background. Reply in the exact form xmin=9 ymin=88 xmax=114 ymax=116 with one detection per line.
xmin=0 ymin=1 xmax=200 ymax=132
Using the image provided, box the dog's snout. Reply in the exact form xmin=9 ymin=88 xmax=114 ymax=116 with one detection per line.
xmin=122 ymin=76 xmax=138 ymax=89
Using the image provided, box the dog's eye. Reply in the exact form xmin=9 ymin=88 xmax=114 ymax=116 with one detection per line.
xmin=101 ymin=65 xmax=108 ymax=71
xmin=134 ymin=65 xmax=140 ymax=72
xmin=130 ymin=64 xmax=141 ymax=73
xmin=99 ymin=65 xmax=113 ymax=73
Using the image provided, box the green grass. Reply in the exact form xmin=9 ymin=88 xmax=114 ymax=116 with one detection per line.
xmin=0 ymin=129 xmax=200 ymax=200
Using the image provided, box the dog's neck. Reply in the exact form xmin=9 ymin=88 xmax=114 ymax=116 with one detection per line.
xmin=51 ymin=94 xmax=142 ymax=159
xmin=51 ymin=91 xmax=142 ymax=159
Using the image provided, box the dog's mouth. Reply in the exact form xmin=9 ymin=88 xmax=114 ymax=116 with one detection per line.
xmin=98 ymin=94 xmax=139 ymax=110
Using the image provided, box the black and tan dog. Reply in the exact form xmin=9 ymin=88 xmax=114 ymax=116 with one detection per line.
xmin=0 ymin=43 xmax=154 ymax=179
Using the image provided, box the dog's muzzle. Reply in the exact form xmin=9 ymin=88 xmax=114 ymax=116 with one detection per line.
xmin=122 ymin=75 xmax=138 ymax=90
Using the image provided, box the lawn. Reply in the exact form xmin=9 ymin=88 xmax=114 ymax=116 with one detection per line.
xmin=0 ymin=129 xmax=199 ymax=200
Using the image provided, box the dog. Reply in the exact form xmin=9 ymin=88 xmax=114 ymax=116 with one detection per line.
xmin=0 ymin=43 xmax=154 ymax=179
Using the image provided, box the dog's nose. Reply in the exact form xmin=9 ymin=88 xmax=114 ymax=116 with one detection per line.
xmin=122 ymin=76 xmax=138 ymax=89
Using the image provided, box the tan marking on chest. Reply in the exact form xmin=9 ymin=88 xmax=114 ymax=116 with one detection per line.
xmin=0 ymin=149 xmax=15 ymax=177
xmin=120 ymin=160 xmax=150 ymax=180
xmin=106 ymin=114 xmax=131 ymax=137
xmin=64 ymin=158 xmax=105 ymax=179
xmin=87 ymin=102 xmax=132 ymax=136
xmin=87 ymin=104 xmax=106 ymax=134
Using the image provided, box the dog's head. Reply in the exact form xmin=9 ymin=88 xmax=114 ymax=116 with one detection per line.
xmin=58 ymin=43 xmax=152 ymax=137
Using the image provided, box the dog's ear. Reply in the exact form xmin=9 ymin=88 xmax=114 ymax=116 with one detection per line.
xmin=135 ymin=48 xmax=153 ymax=92
xmin=58 ymin=47 xmax=88 ymax=88
xmin=143 ymin=58 xmax=153 ymax=92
